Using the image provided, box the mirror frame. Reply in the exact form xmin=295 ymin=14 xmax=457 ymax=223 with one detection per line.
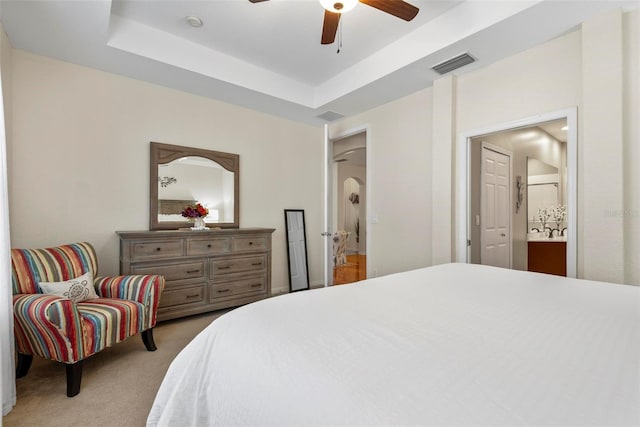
xmin=150 ymin=142 xmax=240 ymax=230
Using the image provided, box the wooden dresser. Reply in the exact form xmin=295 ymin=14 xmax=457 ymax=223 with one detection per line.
xmin=117 ymin=228 xmax=275 ymax=321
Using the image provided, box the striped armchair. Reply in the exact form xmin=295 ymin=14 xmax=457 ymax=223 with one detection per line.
xmin=11 ymin=242 xmax=165 ymax=397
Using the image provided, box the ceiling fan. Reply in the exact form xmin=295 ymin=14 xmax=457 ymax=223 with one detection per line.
xmin=248 ymin=0 xmax=419 ymax=45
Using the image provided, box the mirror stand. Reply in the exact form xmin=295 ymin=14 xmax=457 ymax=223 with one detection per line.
xmin=284 ymin=209 xmax=310 ymax=292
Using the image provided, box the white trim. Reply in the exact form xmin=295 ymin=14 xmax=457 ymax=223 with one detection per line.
xmin=323 ymin=124 xmax=330 ymax=287
xmin=0 ymin=62 xmax=15 ymax=416
xmin=457 ymin=107 xmax=578 ymax=278
xmin=480 ymin=142 xmax=513 ymax=269
xmin=329 ymin=124 xmax=373 ymax=279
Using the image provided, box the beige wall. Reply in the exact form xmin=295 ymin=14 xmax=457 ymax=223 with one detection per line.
xmin=623 ymin=9 xmax=640 ymax=284
xmin=5 ymin=7 xmax=638 ymax=290
xmin=330 ymin=88 xmax=433 ymax=278
xmin=8 ymin=50 xmax=324 ymax=294
xmin=449 ymin=8 xmax=638 ymax=284
xmin=331 ymin=8 xmax=638 ymax=285
xmin=1 ymin=26 xmax=11 ymax=191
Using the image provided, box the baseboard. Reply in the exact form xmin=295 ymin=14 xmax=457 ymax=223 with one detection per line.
xmin=270 ymin=289 xmax=289 ymax=297
xmin=310 ymin=280 xmax=325 ymax=289
xmin=3 ymin=396 xmax=16 ymax=416
xmin=272 ymin=280 xmax=325 ymax=296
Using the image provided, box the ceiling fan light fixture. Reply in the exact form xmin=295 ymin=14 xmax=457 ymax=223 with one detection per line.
xmin=319 ymin=0 xmax=358 ymax=14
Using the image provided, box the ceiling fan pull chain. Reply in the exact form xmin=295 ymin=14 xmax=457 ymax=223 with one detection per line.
xmin=337 ymin=18 xmax=342 ymax=54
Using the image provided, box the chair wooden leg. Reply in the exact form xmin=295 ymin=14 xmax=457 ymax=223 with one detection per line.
xmin=142 ymin=329 xmax=157 ymax=351
xmin=16 ymin=353 xmax=33 ymax=378
xmin=66 ymin=361 xmax=83 ymax=397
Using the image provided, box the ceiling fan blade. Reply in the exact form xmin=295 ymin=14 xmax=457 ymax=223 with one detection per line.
xmin=321 ymin=10 xmax=341 ymax=45
xmin=358 ymin=0 xmax=419 ymax=21
xmin=248 ymin=0 xmax=269 ymax=3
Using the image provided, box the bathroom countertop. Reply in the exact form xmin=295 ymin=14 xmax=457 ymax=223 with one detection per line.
xmin=527 ymin=234 xmax=567 ymax=242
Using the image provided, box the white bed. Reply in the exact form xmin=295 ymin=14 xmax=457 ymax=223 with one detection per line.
xmin=147 ymin=263 xmax=640 ymax=426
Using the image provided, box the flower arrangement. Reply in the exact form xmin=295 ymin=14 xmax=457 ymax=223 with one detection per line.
xmin=181 ymin=203 xmax=209 ymax=219
xmin=535 ymin=205 xmax=567 ymax=237
xmin=535 ymin=207 xmax=550 ymax=232
xmin=551 ymin=205 xmax=567 ymax=235
xmin=551 ymin=205 xmax=566 ymax=225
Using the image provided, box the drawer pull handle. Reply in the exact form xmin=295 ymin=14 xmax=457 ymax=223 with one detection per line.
xmin=217 ymin=289 xmax=230 ymax=293
xmin=249 ymin=241 xmax=253 ymax=245
xmin=252 ymin=262 xmax=262 ymax=266
xmin=186 ymin=269 xmax=200 ymax=274
xmin=186 ymin=294 xmax=200 ymax=299
xmin=156 ymin=248 xmax=161 ymax=251
xmin=207 ymin=244 xmax=212 ymax=248
xmin=250 ymin=283 xmax=262 ymax=288
xmin=218 ymin=266 xmax=230 ymax=270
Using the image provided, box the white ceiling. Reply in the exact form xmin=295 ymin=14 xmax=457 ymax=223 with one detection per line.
xmin=537 ymin=119 xmax=567 ymax=143
xmin=1 ymin=0 xmax=638 ymax=126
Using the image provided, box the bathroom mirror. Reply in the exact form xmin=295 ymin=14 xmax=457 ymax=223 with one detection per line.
xmin=150 ymin=142 xmax=239 ymax=230
xmin=527 ymin=157 xmax=560 ymax=232
xmin=284 ymin=209 xmax=310 ymax=292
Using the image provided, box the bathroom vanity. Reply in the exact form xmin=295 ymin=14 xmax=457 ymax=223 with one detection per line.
xmin=527 ymin=234 xmax=567 ymax=276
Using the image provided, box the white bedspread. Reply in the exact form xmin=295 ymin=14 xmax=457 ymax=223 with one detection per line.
xmin=147 ymin=263 xmax=640 ymax=426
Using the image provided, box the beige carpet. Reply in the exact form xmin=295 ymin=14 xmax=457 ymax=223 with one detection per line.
xmin=2 ymin=311 xmax=226 ymax=427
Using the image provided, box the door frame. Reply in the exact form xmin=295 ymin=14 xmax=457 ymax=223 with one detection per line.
xmin=480 ymin=142 xmax=513 ymax=268
xmin=324 ymin=124 xmax=372 ymax=286
xmin=456 ymin=107 xmax=578 ymax=277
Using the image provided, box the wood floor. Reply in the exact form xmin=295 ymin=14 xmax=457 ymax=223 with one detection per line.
xmin=333 ymin=254 xmax=366 ymax=285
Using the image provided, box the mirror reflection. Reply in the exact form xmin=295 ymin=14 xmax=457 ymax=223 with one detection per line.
xmin=284 ymin=209 xmax=310 ymax=292
xmin=158 ymin=156 xmax=235 ymax=224
xmin=150 ymin=142 xmax=239 ymax=230
xmin=526 ymin=156 xmax=568 ymax=238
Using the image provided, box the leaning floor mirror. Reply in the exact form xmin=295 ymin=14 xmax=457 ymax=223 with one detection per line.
xmin=284 ymin=209 xmax=310 ymax=292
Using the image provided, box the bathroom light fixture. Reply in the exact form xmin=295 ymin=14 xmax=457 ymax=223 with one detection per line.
xmin=561 ymin=125 xmax=568 ymax=131
xmin=319 ymin=0 xmax=358 ymax=14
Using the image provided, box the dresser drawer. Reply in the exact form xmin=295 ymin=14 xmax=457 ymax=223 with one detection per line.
xmin=131 ymin=240 xmax=184 ymax=260
xmin=232 ymin=236 xmax=267 ymax=252
xmin=118 ymin=228 xmax=274 ymax=322
xmin=159 ymin=285 xmax=205 ymax=309
xmin=187 ymin=237 xmax=231 ymax=256
xmin=211 ymin=255 xmax=266 ymax=277
xmin=131 ymin=261 xmax=205 ymax=282
xmin=210 ymin=276 xmax=266 ymax=301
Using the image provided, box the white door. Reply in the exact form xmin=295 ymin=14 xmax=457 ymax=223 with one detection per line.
xmin=285 ymin=211 xmax=309 ymax=291
xmin=481 ymin=145 xmax=511 ymax=268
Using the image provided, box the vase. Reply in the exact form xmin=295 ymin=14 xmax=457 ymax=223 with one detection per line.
xmin=192 ymin=217 xmax=206 ymax=230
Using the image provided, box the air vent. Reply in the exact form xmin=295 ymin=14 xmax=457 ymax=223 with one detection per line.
xmin=316 ymin=111 xmax=344 ymax=122
xmin=431 ymin=53 xmax=476 ymax=75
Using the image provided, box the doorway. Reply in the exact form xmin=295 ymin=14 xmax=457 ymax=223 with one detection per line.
xmin=332 ymin=132 xmax=367 ymax=285
xmin=459 ymin=108 xmax=577 ymax=277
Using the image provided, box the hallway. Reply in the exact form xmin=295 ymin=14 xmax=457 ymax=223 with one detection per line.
xmin=334 ymin=254 xmax=366 ymax=285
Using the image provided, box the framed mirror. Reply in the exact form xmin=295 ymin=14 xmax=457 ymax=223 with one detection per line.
xmin=150 ymin=142 xmax=239 ymax=230
xmin=284 ymin=209 xmax=310 ymax=292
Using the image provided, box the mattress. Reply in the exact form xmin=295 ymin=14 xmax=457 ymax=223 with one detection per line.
xmin=147 ymin=263 xmax=640 ymax=426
